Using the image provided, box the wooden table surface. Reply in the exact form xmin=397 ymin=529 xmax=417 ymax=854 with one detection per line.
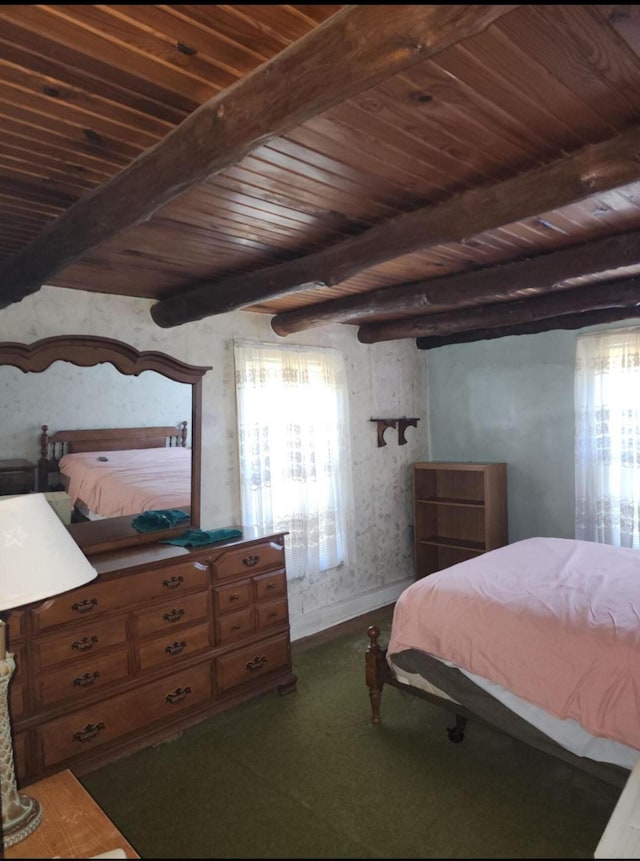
xmin=4 ymin=770 xmax=140 ymax=859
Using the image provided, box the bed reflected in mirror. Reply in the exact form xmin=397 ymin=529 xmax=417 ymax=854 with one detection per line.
xmin=0 ymin=336 xmax=211 ymax=554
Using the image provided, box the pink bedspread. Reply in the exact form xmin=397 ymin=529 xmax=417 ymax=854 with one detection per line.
xmin=388 ymin=537 xmax=640 ymax=749
xmin=59 ymin=447 xmax=191 ymax=518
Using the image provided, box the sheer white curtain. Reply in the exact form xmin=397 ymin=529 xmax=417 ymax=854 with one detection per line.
xmin=234 ymin=340 xmax=351 ymax=580
xmin=575 ymin=327 xmax=640 ymax=546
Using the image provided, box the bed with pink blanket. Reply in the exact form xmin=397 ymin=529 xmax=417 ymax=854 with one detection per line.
xmin=38 ymin=422 xmax=190 ymax=519
xmin=365 ymin=537 xmax=640 ymax=787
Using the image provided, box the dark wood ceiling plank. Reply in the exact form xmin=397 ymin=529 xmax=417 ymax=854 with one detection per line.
xmin=0 ymin=146 xmax=107 ymax=191
xmin=151 ymin=122 xmax=640 ymax=327
xmin=271 ymin=228 xmax=640 ymax=334
xmin=0 ymin=4 xmax=520 ymax=309
xmin=498 ymin=6 xmax=640 ymax=127
xmin=0 ymin=82 xmax=160 ymax=152
xmin=358 ymin=276 xmax=640 ymax=343
xmin=106 ymin=5 xmax=274 ymax=77
xmin=0 ymin=58 xmax=173 ymax=139
xmin=15 ymin=5 xmax=233 ymax=99
xmin=0 ymin=9 xmax=202 ymax=115
xmin=0 ymin=35 xmax=188 ymax=125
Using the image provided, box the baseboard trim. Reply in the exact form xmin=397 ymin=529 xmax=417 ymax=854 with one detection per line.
xmin=289 ymin=578 xmax=411 ymax=642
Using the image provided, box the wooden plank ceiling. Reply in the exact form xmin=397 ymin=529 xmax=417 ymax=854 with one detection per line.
xmin=2 ymin=4 xmax=640 ymax=348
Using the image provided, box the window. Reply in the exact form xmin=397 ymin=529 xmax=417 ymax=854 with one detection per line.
xmin=575 ymin=327 xmax=640 ymax=546
xmin=234 ymin=340 xmax=352 ymax=580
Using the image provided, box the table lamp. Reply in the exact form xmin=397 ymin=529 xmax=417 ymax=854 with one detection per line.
xmin=0 ymin=493 xmax=97 ymax=848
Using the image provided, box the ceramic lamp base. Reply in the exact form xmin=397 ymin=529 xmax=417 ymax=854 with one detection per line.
xmin=1 ymin=653 xmax=43 ymax=848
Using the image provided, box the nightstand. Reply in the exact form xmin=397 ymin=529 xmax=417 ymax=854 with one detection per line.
xmin=0 ymin=459 xmax=35 ymax=496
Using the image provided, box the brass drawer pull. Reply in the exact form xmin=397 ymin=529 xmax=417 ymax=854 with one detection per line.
xmin=243 ymin=555 xmax=259 ymax=567
xmin=165 ymin=686 xmax=191 ymax=705
xmin=73 ymin=671 xmax=100 ymax=688
xmin=266 ymin=581 xmax=276 ymax=590
xmin=268 ymin=611 xmax=278 ymax=618
xmin=72 ymin=635 xmax=98 ymax=652
xmin=231 ymin=623 xmax=242 ymax=631
xmin=73 ymin=721 xmax=105 ymax=743
xmin=165 ymin=640 xmax=186 ymax=656
xmin=246 ymin=655 xmax=268 ymax=671
xmin=163 ymin=575 xmax=184 ymax=590
xmin=72 ymin=598 xmax=98 ymax=614
xmin=228 ymin=592 xmax=240 ymax=602
xmin=163 ymin=608 xmax=185 ymax=623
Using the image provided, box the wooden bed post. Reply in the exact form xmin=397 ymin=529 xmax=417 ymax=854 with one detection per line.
xmin=366 ymin=625 xmax=387 ymax=724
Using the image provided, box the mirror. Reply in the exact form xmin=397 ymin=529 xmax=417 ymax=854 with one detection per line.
xmin=0 ymin=336 xmax=211 ymax=555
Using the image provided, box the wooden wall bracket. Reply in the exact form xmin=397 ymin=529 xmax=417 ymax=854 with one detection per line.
xmin=370 ymin=417 xmax=419 ymax=447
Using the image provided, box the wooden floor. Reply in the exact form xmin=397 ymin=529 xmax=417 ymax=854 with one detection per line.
xmin=292 ymin=603 xmax=394 ymax=656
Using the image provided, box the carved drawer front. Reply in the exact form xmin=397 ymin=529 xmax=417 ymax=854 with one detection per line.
xmin=133 ymin=591 xmax=210 ymax=638
xmin=212 ymin=540 xmax=285 ymax=581
xmin=214 ymin=580 xmax=251 ymax=615
xmin=37 ymin=661 xmax=213 ymax=769
xmin=35 ymin=618 xmax=128 ymax=669
xmin=215 ymin=633 xmax=290 ymax=694
xmin=256 ymin=599 xmax=289 ymax=632
xmin=119 ymin=559 xmax=211 ymax=603
xmin=253 ymin=569 xmax=287 ymax=602
xmin=32 ymin=577 xmax=131 ymax=632
xmin=13 ymin=731 xmax=27 ymax=782
xmin=9 ymin=682 xmax=25 ymax=721
xmin=36 ymin=646 xmax=130 ymax=708
xmin=137 ymin=621 xmax=211 ymax=672
xmin=8 ymin=609 xmax=24 ymax=640
xmin=32 ymin=560 xmax=210 ymax=632
xmin=215 ymin=607 xmax=253 ymax=646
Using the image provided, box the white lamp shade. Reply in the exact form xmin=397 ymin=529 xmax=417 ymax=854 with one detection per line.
xmin=0 ymin=493 xmax=97 ymax=611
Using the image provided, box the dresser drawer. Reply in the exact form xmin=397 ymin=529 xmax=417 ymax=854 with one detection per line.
xmin=256 ymin=599 xmax=288 ymax=632
xmin=215 ymin=607 xmax=254 ymax=646
xmin=35 ymin=617 xmax=128 ymax=669
xmin=35 ymin=646 xmax=130 ymax=708
xmin=37 ymin=661 xmax=213 ymax=769
xmin=133 ymin=591 xmax=210 ymax=638
xmin=214 ymin=580 xmax=251 ymax=615
xmin=212 ymin=540 xmax=285 ymax=581
xmin=215 ymin=633 xmax=290 ymax=694
xmin=137 ymin=622 xmax=211 ymax=671
xmin=9 ymin=682 xmax=25 ymax=721
xmin=253 ymin=569 xmax=287 ymax=602
xmin=31 ymin=559 xmax=210 ymax=632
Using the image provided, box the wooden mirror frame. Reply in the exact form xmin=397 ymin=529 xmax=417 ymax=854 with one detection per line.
xmin=0 ymin=335 xmax=211 ymax=555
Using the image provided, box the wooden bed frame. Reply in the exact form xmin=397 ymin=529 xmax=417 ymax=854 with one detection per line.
xmin=365 ymin=625 xmax=629 ymax=788
xmin=38 ymin=421 xmax=188 ymax=492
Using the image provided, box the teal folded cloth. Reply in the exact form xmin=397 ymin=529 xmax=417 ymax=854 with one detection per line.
xmin=131 ymin=509 xmax=190 ymax=532
xmin=160 ymin=527 xmax=243 ymax=547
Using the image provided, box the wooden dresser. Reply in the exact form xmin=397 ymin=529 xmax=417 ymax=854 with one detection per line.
xmin=7 ymin=530 xmax=296 ymax=785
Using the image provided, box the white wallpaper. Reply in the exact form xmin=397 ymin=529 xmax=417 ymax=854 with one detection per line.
xmin=0 ymin=286 xmax=429 ymax=639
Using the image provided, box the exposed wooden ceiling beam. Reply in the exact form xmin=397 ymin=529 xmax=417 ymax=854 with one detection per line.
xmin=0 ymin=4 xmax=517 ymax=312
xmin=357 ymin=277 xmax=640 ymax=343
xmin=153 ymin=122 xmax=640 ymax=328
xmin=416 ymin=307 xmax=640 ymax=350
xmin=271 ymin=230 xmax=640 ymax=335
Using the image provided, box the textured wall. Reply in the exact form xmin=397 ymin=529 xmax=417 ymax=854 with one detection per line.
xmin=0 ymin=287 xmax=429 ymax=638
xmin=427 ymin=329 xmax=585 ymax=543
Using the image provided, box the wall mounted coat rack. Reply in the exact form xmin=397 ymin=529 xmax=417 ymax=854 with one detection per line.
xmin=370 ymin=417 xmax=419 ymax=447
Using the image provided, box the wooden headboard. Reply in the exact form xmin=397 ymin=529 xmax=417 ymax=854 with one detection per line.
xmin=38 ymin=421 xmax=188 ymax=491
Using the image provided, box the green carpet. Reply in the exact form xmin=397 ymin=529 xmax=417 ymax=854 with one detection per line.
xmin=80 ymin=617 xmax=621 ymax=859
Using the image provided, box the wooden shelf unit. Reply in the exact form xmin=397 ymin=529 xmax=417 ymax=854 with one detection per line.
xmin=413 ymin=461 xmax=508 ymax=578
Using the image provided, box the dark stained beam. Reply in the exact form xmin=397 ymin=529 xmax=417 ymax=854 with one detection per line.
xmin=154 ymin=121 xmax=640 ymax=328
xmin=357 ymin=277 xmax=640 ymax=343
xmin=0 ymin=4 xmax=517 ymax=311
xmin=416 ymin=307 xmax=640 ymax=350
xmin=271 ymin=229 xmax=640 ymax=335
